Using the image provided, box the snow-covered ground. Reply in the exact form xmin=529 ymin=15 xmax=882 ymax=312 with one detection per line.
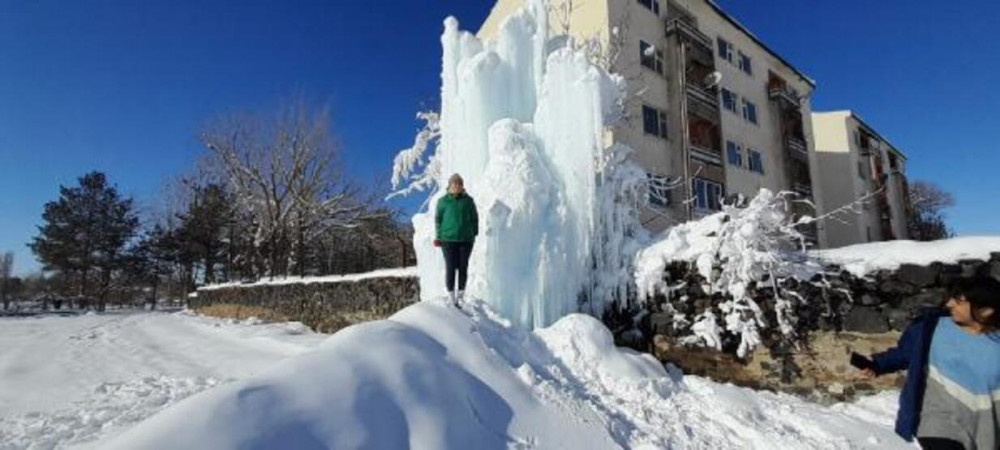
xmin=814 ymin=236 xmax=1000 ymax=277
xmin=198 ymin=266 xmax=418 ymax=291
xmin=0 ymin=311 xmax=326 ymax=449
xmin=42 ymin=301 xmax=906 ymax=450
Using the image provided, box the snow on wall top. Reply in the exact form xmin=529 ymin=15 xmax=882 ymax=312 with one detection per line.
xmin=813 ymin=236 xmax=1000 ymax=277
xmin=197 ymin=267 xmax=418 ymax=291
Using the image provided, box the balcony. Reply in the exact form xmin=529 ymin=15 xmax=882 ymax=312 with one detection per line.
xmin=859 ymin=141 xmax=876 ymax=157
xmin=666 ymin=18 xmax=712 ymax=50
xmin=685 ymin=83 xmax=718 ymax=109
xmin=768 ymin=85 xmax=801 ymax=109
xmin=785 ymin=136 xmax=808 ymax=161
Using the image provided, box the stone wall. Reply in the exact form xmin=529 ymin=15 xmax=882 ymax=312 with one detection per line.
xmin=191 ymin=274 xmax=419 ymax=333
xmin=834 ymin=254 xmax=1000 ymax=333
xmin=640 ymin=252 xmax=1000 ymax=400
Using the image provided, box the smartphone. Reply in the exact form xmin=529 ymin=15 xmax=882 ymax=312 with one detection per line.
xmin=850 ymin=352 xmax=874 ymax=371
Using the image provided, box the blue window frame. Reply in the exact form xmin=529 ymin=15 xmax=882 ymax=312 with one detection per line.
xmin=748 ymin=150 xmax=765 ymax=174
xmin=692 ymin=178 xmax=723 ymax=211
xmin=717 ymin=37 xmax=733 ymax=63
xmin=642 ymin=104 xmax=667 ymax=138
xmin=721 ymin=89 xmax=737 ymax=113
xmin=738 ymin=52 xmax=752 ymax=76
xmin=640 ymin=41 xmax=663 ymax=74
xmin=638 ymin=0 xmax=660 ymax=15
xmin=742 ymin=99 xmax=758 ymax=124
xmin=726 ymin=141 xmax=742 ymax=167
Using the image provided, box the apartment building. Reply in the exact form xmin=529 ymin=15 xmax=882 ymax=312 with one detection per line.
xmin=479 ymin=0 xmax=822 ymax=238
xmin=812 ymin=111 xmax=910 ymax=248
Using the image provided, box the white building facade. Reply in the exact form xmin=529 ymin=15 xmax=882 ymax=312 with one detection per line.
xmin=479 ymin=0 xmax=823 ymax=241
xmin=812 ymin=111 xmax=910 ymax=248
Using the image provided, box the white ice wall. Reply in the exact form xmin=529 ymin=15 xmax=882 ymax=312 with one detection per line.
xmin=414 ymin=1 xmax=629 ymax=329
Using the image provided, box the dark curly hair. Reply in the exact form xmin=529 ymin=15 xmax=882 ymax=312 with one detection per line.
xmin=947 ymin=277 xmax=1000 ymax=333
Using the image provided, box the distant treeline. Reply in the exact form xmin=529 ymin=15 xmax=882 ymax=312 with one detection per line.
xmin=20 ymin=101 xmax=414 ymax=311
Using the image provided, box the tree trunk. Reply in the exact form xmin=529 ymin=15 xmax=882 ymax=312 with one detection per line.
xmin=79 ymin=268 xmax=88 ymax=300
xmin=204 ymin=246 xmax=216 ymax=285
xmin=183 ymin=262 xmax=194 ymax=294
xmin=150 ymin=278 xmax=158 ymax=311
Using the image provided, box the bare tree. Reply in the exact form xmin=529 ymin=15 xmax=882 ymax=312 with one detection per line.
xmin=907 ymin=180 xmax=955 ymax=241
xmin=200 ymin=101 xmax=383 ymax=278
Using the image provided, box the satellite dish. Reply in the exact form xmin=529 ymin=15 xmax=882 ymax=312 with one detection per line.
xmin=703 ymin=71 xmax=722 ymax=89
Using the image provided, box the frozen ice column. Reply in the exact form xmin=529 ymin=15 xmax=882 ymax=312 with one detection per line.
xmin=413 ymin=1 xmax=624 ymax=329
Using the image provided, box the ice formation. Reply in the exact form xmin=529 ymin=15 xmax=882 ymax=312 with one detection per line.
xmin=399 ymin=0 xmax=640 ymax=329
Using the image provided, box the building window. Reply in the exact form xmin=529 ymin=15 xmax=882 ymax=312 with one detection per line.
xmin=726 ymin=141 xmax=742 ymax=167
xmin=639 ymin=41 xmax=664 ymax=75
xmin=858 ymin=160 xmax=868 ymax=179
xmin=717 ymin=37 xmax=733 ymax=63
xmin=738 ymin=52 xmax=752 ymax=76
xmin=642 ymin=105 xmax=668 ymax=138
xmin=647 ymin=173 xmax=671 ymax=207
xmin=748 ymin=149 xmax=764 ymax=174
xmin=721 ymin=88 xmax=737 ymax=113
xmin=693 ymin=178 xmax=723 ymax=211
xmin=637 ymin=0 xmax=660 ymax=15
xmin=742 ymin=99 xmax=758 ymax=124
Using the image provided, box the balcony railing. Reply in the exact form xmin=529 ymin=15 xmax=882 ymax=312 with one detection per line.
xmin=690 ymin=145 xmax=723 ymax=166
xmin=666 ymin=18 xmax=712 ymax=50
xmin=685 ymin=82 xmax=718 ymax=108
xmin=768 ymin=86 xmax=801 ymax=109
xmin=785 ymin=136 xmax=808 ymax=161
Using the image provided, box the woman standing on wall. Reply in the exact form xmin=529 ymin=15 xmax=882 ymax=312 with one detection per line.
xmin=434 ymin=174 xmax=478 ymax=306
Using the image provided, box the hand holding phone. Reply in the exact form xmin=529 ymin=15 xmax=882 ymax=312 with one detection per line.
xmin=850 ymin=352 xmax=874 ymax=372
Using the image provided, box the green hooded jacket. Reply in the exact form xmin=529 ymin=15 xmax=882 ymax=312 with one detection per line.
xmin=435 ymin=192 xmax=478 ymax=242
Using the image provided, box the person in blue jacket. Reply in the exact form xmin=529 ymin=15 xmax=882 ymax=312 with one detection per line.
xmin=860 ymin=277 xmax=999 ymax=450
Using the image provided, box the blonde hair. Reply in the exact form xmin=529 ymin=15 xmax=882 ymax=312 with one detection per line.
xmin=448 ymin=174 xmax=464 ymax=186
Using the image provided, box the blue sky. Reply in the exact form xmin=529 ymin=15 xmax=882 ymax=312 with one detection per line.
xmin=1 ymin=0 xmax=998 ymax=276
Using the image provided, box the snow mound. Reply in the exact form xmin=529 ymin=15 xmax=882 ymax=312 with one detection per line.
xmin=104 ymin=301 xmax=908 ymax=449
xmin=0 ymin=311 xmax=328 ymax=449
xmin=814 ymin=236 xmax=1000 ymax=277
xmin=536 ymin=314 xmax=665 ymax=382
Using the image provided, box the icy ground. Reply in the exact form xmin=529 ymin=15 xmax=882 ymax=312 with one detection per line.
xmin=0 ymin=311 xmax=326 ymax=449
xmin=41 ymin=302 xmax=910 ymax=450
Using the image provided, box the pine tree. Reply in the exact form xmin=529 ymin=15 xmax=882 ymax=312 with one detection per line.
xmin=29 ymin=172 xmax=139 ymax=310
xmin=176 ymin=184 xmax=234 ymax=285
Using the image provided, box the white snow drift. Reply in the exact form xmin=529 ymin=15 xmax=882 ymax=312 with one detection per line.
xmin=103 ymin=301 xmax=909 ymax=450
xmin=0 ymin=311 xmax=326 ymax=449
